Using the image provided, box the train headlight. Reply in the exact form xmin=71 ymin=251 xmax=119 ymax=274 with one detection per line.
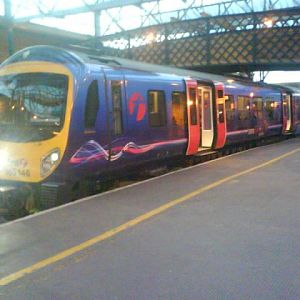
xmin=0 ymin=150 xmax=9 ymax=171
xmin=41 ymin=148 xmax=60 ymax=177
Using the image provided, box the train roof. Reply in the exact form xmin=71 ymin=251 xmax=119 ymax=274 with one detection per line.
xmin=70 ymin=47 xmax=252 ymax=85
xmin=273 ymin=82 xmax=300 ymax=94
xmin=1 ymin=45 xmax=296 ymax=93
xmin=64 ymin=46 xmax=284 ymax=90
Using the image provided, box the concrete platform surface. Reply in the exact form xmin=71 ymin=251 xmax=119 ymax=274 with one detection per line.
xmin=1 ymin=138 xmax=300 ymax=299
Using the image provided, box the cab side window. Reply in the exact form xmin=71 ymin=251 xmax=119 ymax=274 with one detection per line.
xmin=148 ymin=90 xmax=167 ymax=127
xmin=85 ymin=80 xmax=99 ymax=128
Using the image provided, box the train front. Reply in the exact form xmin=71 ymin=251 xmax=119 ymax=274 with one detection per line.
xmin=0 ymin=47 xmax=74 ymax=217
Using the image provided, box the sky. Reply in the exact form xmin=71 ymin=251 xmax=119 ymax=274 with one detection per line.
xmin=6 ymin=0 xmax=300 ymax=36
xmin=253 ymin=71 xmax=300 ymax=84
xmin=1 ymin=0 xmax=299 ymax=83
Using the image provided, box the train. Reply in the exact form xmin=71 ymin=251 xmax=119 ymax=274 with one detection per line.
xmin=0 ymin=45 xmax=299 ymax=217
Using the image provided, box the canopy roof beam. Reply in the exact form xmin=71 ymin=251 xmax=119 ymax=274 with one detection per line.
xmin=14 ymin=0 xmax=159 ymax=23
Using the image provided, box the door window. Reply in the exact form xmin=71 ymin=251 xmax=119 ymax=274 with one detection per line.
xmin=283 ymin=95 xmax=291 ymax=120
xmin=189 ymin=88 xmax=197 ymax=125
xmin=203 ymin=91 xmax=212 ymax=130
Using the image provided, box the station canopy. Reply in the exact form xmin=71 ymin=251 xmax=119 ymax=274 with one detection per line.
xmin=1 ymin=0 xmax=299 ymax=36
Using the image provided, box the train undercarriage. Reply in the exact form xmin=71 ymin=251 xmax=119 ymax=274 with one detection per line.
xmin=0 ymin=134 xmax=293 ymax=222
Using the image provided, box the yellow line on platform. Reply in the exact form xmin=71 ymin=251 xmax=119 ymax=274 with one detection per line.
xmin=1 ymin=147 xmax=300 ymax=286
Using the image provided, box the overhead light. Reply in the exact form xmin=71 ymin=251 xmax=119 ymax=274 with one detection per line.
xmin=0 ymin=150 xmax=9 ymax=170
xmin=145 ymin=32 xmax=155 ymax=43
xmin=263 ymin=18 xmax=273 ymax=28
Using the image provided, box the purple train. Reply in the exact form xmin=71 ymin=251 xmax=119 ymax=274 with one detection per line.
xmin=0 ymin=45 xmax=299 ymax=216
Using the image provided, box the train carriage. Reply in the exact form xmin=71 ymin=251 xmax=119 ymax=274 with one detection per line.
xmin=0 ymin=45 xmax=297 ymax=216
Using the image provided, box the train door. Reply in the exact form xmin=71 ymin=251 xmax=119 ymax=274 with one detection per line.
xmin=214 ymin=83 xmax=226 ymax=149
xmin=198 ymin=85 xmax=214 ymax=148
xmin=283 ymin=93 xmax=292 ymax=132
xmin=186 ymin=80 xmax=200 ymax=155
xmin=104 ymin=69 xmax=126 ymax=161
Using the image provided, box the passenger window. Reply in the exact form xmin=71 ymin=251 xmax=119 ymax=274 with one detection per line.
xmin=252 ymin=97 xmax=263 ymax=120
xmin=148 ymin=90 xmax=167 ymax=127
xmin=225 ymin=95 xmax=235 ymax=122
xmin=265 ymin=99 xmax=280 ymax=122
xmin=237 ymin=96 xmax=250 ymax=120
xmin=265 ymin=99 xmax=275 ymax=121
xmin=172 ymin=92 xmax=186 ymax=127
xmin=111 ymin=81 xmax=123 ymax=135
xmin=85 ymin=80 xmax=99 ymax=128
xmin=225 ymin=95 xmax=235 ymax=131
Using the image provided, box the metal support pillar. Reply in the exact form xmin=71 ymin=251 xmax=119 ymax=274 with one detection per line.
xmin=4 ymin=0 xmax=14 ymax=56
xmin=94 ymin=11 xmax=101 ymax=49
xmin=260 ymin=71 xmax=269 ymax=82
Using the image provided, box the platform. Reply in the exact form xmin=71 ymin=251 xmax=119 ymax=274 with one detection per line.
xmin=1 ymin=138 xmax=300 ymax=299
